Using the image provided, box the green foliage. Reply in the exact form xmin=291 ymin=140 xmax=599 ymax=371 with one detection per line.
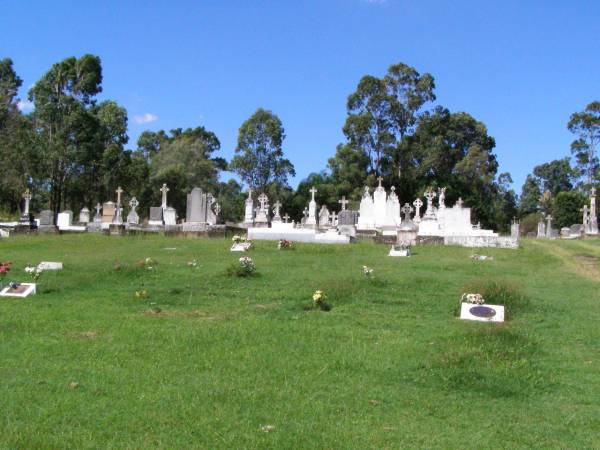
xmin=552 ymin=190 xmax=587 ymax=229
xmin=568 ymin=101 xmax=600 ymax=188
xmin=519 ymin=212 xmax=543 ymax=236
xmin=229 ymin=108 xmax=295 ymax=192
xmin=519 ymin=175 xmax=542 ymax=216
xmin=532 ymin=158 xmax=575 ymax=195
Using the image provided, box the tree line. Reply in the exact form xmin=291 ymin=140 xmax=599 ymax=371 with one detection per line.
xmin=1 ymin=55 xmax=597 ymax=231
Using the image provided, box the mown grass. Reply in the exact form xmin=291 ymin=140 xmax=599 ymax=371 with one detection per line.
xmin=0 ymin=234 xmax=599 ymax=449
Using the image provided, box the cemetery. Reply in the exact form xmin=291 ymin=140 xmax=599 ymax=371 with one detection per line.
xmin=0 ymin=231 xmax=598 ymax=448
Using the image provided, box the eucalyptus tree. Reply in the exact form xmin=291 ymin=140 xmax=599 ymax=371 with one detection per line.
xmin=229 ymin=108 xmax=295 ymax=194
xmin=568 ymin=101 xmax=600 ymax=189
xmin=341 ymin=62 xmax=435 ymax=178
xmin=28 ymin=54 xmax=103 ymax=214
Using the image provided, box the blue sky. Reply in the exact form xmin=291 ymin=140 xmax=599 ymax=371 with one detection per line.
xmin=2 ymin=0 xmax=599 ymax=192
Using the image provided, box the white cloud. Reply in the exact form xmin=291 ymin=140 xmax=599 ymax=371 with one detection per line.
xmin=133 ymin=113 xmax=158 ymax=124
xmin=17 ymin=100 xmax=34 ymax=112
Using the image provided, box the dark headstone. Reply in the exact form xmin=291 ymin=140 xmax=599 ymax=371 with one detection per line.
xmin=149 ymin=207 xmax=163 ymax=223
xmin=38 ymin=210 xmax=54 ymax=226
xmin=338 ymin=210 xmax=358 ymax=226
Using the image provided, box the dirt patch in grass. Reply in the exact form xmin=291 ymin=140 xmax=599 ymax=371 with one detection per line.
xmin=68 ymin=331 xmax=100 ymax=339
xmin=142 ymin=309 xmax=233 ymax=321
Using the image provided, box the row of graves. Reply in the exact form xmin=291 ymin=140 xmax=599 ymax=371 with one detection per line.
xmin=1 ymin=184 xmax=224 ymax=237
xmin=536 ymin=187 xmax=598 ymax=239
xmin=244 ymin=177 xmax=520 ymax=249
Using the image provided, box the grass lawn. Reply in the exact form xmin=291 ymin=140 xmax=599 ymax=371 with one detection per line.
xmin=0 ymin=234 xmax=598 ymax=449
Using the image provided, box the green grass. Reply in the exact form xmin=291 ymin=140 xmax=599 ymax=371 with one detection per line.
xmin=0 ymin=234 xmax=598 ymax=449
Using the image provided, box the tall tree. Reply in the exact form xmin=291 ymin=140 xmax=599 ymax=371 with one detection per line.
xmin=229 ymin=108 xmax=295 ymax=193
xmin=342 ymin=62 xmax=435 ymax=177
xmin=532 ymin=158 xmax=575 ymax=196
xmin=29 ymin=54 xmax=103 ymax=215
xmin=0 ymin=58 xmax=36 ymax=212
xmin=568 ymin=101 xmax=600 ymax=188
xmin=519 ymin=175 xmax=541 ymax=216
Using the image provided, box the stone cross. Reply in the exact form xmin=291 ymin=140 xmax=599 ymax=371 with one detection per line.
xmin=129 ymin=197 xmax=139 ymax=211
xmin=377 ymin=176 xmax=383 ymax=188
xmin=338 ymin=196 xmax=349 ymax=210
xmin=258 ymin=193 xmax=269 ymax=210
xmin=273 ymin=200 xmax=282 ymax=217
xmin=213 ymin=202 xmax=221 ymax=217
xmin=413 ymin=198 xmax=423 ymax=222
xmin=22 ymin=189 xmax=32 ymax=215
xmin=160 ymin=183 xmax=169 ymax=208
xmin=424 ymin=190 xmax=437 ymax=219
xmin=115 ymin=186 xmax=124 ymax=205
xmin=330 ymin=211 xmax=338 ymax=225
xmin=95 ymin=203 xmax=102 ymax=217
xmin=456 ymin=197 xmax=464 ymax=208
xmin=401 ymin=203 xmax=413 ymax=221
xmin=247 ymin=187 xmax=252 ymax=199
xmin=309 ymin=187 xmax=317 ymax=202
xmin=283 ymin=214 xmax=290 ymax=223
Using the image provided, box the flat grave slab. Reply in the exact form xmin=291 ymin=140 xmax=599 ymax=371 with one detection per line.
xmin=460 ymin=303 xmax=504 ymax=323
xmin=0 ymin=283 xmax=37 ymax=298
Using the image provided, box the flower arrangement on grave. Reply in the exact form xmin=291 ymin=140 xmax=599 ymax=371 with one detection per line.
xmin=470 ymin=254 xmax=493 ymax=261
xmin=135 ymin=289 xmax=148 ymax=299
xmin=24 ymin=265 xmax=43 ymax=282
xmin=137 ymin=257 xmax=158 ymax=270
xmin=312 ymin=290 xmax=331 ymax=311
xmin=231 ymin=235 xmax=247 ymax=244
xmin=187 ymin=259 xmax=198 ymax=267
xmin=227 ymin=256 xmax=256 ymax=277
xmin=461 ymin=293 xmax=485 ymax=305
xmin=362 ymin=265 xmax=374 ymax=277
xmin=277 ymin=239 xmax=294 ymax=250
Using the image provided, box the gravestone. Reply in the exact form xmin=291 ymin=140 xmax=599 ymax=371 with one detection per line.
xmin=102 ymin=202 xmax=116 ymax=224
xmin=87 ymin=203 xmax=103 ymax=232
xmin=460 ymin=303 xmax=505 ymax=323
xmin=164 ymin=207 xmax=177 ymax=226
xmin=79 ymin=207 xmax=90 ymax=224
xmin=38 ymin=210 xmax=54 ymax=226
xmin=570 ymin=224 xmax=584 ymax=236
xmin=149 ymin=207 xmax=164 ymax=226
xmin=305 ymin=187 xmax=317 ymax=228
xmin=254 ymin=193 xmax=269 ymax=227
xmin=37 ymin=210 xmax=57 ymax=233
xmin=318 ymin=205 xmax=330 ymax=229
xmin=244 ymin=188 xmax=254 ymax=225
xmin=57 ymin=211 xmax=73 ymax=230
xmin=127 ymin=197 xmax=140 ymax=225
xmin=186 ymin=187 xmax=208 ymax=223
xmin=560 ymin=227 xmax=571 ymax=238
xmin=338 ymin=210 xmax=358 ymax=226
xmin=19 ymin=189 xmax=32 ymax=225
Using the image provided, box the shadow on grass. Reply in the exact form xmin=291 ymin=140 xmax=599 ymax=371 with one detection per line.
xmin=416 ymin=326 xmax=553 ymax=398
